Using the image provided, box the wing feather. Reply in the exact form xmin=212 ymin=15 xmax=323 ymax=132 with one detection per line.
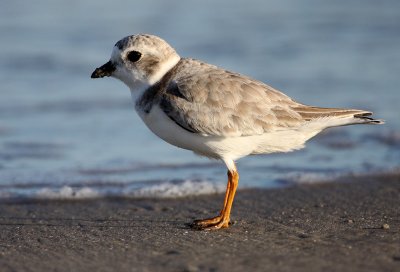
xmin=159 ymin=59 xmax=304 ymax=137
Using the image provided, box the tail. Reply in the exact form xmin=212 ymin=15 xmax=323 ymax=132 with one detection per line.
xmin=352 ymin=112 xmax=385 ymax=125
xmin=292 ymin=105 xmax=385 ymax=127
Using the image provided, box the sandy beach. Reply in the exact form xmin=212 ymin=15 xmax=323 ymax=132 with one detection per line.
xmin=0 ymin=173 xmax=399 ymax=272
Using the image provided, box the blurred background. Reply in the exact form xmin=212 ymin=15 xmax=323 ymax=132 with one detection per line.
xmin=0 ymin=0 xmax=399 ymax=199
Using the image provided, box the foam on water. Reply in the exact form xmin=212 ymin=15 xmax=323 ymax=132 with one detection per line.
xmin=128 ymin=179 xmax=225 ymax=198
xmin=1 ymin=166 xmax=395 ymax=200
xmin=279 ymin=167 xmax=400 ymax=186
xmin=30 ymin=179 xmax=224 ymax=200
xmin=37 ymin=186 xmax=100 ymax=199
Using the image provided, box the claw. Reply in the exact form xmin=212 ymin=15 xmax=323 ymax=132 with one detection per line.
xmin=192 ymin=216 xmax=222 ymax=227
xmin=190 ymin=216 xmax=232 ymax=230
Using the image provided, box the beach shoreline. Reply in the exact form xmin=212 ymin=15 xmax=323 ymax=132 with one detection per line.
xmin=0 ymin=173 xmax=399 ymax=272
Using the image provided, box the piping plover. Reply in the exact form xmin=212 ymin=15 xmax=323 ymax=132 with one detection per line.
xmin=91 ymin=34 xmax=383 ymax=230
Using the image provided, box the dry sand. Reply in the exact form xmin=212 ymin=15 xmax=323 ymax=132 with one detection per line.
xmin=0 ymin=173 xmax=399 ymax=272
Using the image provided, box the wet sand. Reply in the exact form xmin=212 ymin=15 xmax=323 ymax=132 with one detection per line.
xmin=0 ymin=173 xmax=399 ymax=272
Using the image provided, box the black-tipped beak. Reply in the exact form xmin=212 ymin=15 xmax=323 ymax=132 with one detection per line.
xmin=91 ymin=61 xmax=116 ymax=78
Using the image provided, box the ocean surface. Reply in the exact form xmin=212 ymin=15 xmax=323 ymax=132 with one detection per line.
xmin=1 ymin=0 xmax=399 ymax=199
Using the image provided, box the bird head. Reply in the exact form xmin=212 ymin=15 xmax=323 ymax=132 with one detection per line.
xmin=91 ymin=34 xmax=180 ymax=91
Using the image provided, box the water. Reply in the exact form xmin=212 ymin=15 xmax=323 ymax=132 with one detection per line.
xmin=1 ymin=0 xmax=399 ymax=199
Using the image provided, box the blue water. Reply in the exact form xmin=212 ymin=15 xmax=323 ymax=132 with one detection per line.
xmin=1 ymin=0 xmax=399 ymax=198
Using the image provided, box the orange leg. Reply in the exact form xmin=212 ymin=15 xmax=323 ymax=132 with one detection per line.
xmin=192 ymin=175 xmax=231 ymax=226
xmin=191 ymin=168 xmax=239 ymax=230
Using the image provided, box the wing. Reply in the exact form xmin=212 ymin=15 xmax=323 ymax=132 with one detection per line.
xmin=159 ymin=59 xmax=304 ymax=137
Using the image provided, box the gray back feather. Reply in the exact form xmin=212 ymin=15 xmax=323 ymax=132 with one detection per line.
xmin=157 ymin=58 xmax=304 ymax=136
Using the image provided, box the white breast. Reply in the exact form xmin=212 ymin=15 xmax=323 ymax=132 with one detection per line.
xmin=137 ymin=105 xmax=220 ymax=158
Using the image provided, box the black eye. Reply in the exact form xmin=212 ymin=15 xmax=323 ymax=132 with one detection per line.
xmin=127 ymin=51 xmax=142 ymax=62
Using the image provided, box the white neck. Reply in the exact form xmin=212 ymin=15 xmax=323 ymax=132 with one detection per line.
xmin=129 ymin=54 xmax=180 ymax=105
xmin=129 ymin=82 xmax=149 ymax=104
xmin=147 ymin=54 xmax=180 ymax=85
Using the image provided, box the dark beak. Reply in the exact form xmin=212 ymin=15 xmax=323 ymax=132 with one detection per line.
xmin=91 ymin=61 xmax=116 ymax=78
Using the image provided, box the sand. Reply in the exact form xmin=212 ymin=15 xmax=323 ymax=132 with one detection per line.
xmin=0 ymin=173 xmax=399 ymax=272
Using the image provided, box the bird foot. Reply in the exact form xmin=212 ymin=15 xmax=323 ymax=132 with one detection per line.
xmin=190 ymin=216 xmax=231 ymax=230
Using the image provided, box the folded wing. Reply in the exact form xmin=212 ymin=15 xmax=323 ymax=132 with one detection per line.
xmin=160 ymin=59 xmax=304 ymax=137
xmin=159 ymin=59 xmax=383 ymax=137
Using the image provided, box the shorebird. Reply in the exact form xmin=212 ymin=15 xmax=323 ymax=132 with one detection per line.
xmin=91 ymin=34 xmax=383 ymax=230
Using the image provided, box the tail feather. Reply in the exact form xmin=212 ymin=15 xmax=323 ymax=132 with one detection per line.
xmin=353 ymin=112 xmax=385 ymax=124
xmin=293 ymin=105 xmax=385 ymax=126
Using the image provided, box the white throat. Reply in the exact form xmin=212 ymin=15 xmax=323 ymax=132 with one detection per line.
xmin=129 ymin=82 xmax=150 ymax=104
